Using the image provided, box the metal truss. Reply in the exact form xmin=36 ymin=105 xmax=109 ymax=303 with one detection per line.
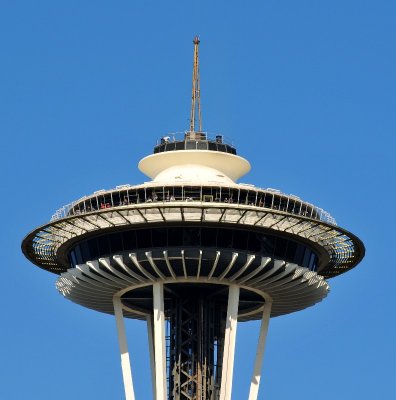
xmin=167 ymin=290 xmax=226 ymax=400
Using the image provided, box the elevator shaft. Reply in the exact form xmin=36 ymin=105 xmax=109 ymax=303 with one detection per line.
xmin=167 ymin=289 xmax=227 ymax=400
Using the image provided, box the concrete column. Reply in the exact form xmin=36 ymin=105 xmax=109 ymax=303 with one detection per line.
xmin=153 ymin=282 xmax=167 ymax=400
xmin=248 ymin=299 xmax=272 ymax=400
xmin=219 ymin=285 xmax=240 ymax=400
xmin=146 ymin=315 xmax=157 ymax=400
xmin=113 ymin=296 xmax=136 ymax=400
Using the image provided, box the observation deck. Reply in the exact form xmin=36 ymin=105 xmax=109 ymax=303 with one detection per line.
xmin=22 ymin=173 xmax=364 ymax=294
xmin=22 ymin=130 xmax=365 ymax=321
xmin=140 ymin=132 xmax=249 ymax=185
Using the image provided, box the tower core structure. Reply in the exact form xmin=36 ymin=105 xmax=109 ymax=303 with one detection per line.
xmin=22 ymin=38 xmax=365 ymax=400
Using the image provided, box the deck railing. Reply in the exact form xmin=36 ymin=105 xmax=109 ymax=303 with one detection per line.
xmin=50 ymin=185 xmax=337 ymax=226
xmin=153 ymin=132 xmax=237 ymax=155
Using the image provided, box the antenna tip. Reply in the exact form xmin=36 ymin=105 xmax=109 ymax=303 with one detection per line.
xmin=193 ymin=36 xmax=200 ymax=45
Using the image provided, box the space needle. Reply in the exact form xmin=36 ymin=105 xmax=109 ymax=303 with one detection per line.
xmin=22 ymin=37 xmax=365 ymax=400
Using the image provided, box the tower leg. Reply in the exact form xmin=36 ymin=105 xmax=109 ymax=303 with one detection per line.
xmin=248 ymin=299 xmax=272 ymax=400
xmin=113 ymin=296 xmax=136 ymax=400
xmin=219 ymin=285 xmax=240 ymax=400
xmin=153 ymin=282 xmax=167 ymax=400
xmin=147 ymin=315 xmax=156 ymax=400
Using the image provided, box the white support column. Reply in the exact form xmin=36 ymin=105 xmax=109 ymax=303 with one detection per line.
xmin=146 ymin=315 xmax=157 ymax=400
xmin=113 ymin=296 xmax=136 ymax=400
xmin=153 ymin=282 xmax=167 ymax=400
xmin=248 ymin=299 xmax=272 ymax=400
xmin=219 ymin=285 xmax=240 ymax=400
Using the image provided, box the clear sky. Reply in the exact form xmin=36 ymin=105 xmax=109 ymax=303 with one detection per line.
xmin=1 ymin=1 xmax=395 ymax=399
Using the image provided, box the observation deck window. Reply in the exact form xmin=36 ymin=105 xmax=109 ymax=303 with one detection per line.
xmin=153 ymin=139 xmax=237 ymax=155
xmin=68 ymin=226 xmax=319 ymax=272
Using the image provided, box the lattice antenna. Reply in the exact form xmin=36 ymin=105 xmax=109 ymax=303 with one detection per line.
xmin=189 ymin=36 xmax=202 ymax=133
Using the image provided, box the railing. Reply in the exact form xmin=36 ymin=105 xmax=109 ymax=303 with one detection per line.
xmin=153 ymin=132 xmax=237 ymax=155
xmin=50 ymin=185 xmax=337 ymax=226
xmin=155 ymin=132 xmax=235 ymax=147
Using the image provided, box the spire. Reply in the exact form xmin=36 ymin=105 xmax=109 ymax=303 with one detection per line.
xmin=189 ymin=36 xmax=202 ymax=134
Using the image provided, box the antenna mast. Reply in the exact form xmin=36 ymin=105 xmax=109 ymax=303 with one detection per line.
xmin=189 ymin=36 xmax=202 ymax=134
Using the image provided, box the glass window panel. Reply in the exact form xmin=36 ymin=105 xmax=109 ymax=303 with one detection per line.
xmin=311 ymin=255 xmax=318 ymax=271
xmin=74 ymin=244 xmax=83 ymax=264
xmin=274 ymin=237 xmax=287 ymax=258
xmin=260 ymin=236 xmax=275 ymax=255
xmin=136 ymin=229 xmax=152 ymax=248
xmin=309 ymin=252 xmax=316 ymax=270
xmin=294 ymin=244 xmax=305 ymax=265
xmin=248 ymin=232 xmax=261 ymax=252
xmin=97 ymin=236 xmax=110 ymax=255
xmin=201 ymin=228 xmax=217 ymax=247
xmin=183 ymin=227 xmax=201 ymax=246
xmin=285 ymin=240 xmax=297 ymax=262
xmin=302 ymin=248 xmax=311 ymax=267
xmin=186 ymin=141 xmax=196 ymax=150
xmin=110 ymin=233 xmax=123 ymax=253
xmin=152 ymin=228 xmax=168 ymax=247
xmin=217 ymin=229 xmax=233 ymax=248
xmin=70 ymin=250 xmax=77 ymax=267
xmin=168 ymin=227 xmax=183 ymax=246
xmin=166 ymin=142 xmax=176 ymax=151
xmin=88 ymin=238 xmax=100 ymax=259
xmin=233 ymin=230 xmax=248 ymax=250
xmin=197 ymin=141 xmax=207 ymax=150
xmin=123 ymin=230 xmax=137 ymax=250
xmin=208 ymin=142 xmax=217 ymax=151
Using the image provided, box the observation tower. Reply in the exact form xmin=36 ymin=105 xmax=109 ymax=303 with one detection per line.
xmin=22 ymin=37 xmax=365 ymax=400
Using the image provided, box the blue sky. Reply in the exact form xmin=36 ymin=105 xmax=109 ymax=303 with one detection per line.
xmin=1 ymin=1 xmax=395 ymax=399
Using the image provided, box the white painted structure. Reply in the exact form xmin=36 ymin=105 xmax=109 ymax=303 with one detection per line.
xmin=139 ymin=150 xmax=251 ymax=184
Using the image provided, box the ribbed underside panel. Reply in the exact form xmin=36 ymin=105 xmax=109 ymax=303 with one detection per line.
xmin=56 ymin=248 xmax=329 ymax=319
